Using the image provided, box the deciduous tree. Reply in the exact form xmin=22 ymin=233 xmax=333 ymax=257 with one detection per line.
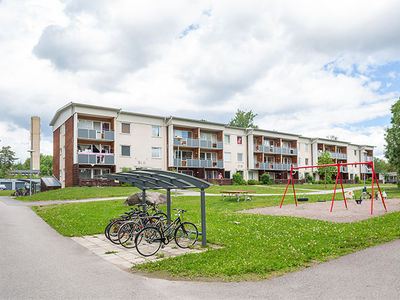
xmin=228 ymin=109 xmax=259 ymax=128
xmin=384 ymin=97 xmax=400 ymax=187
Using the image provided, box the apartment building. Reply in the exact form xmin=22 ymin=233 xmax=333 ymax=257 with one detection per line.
xmin=50 ymin=102 xmax=375 ymax=188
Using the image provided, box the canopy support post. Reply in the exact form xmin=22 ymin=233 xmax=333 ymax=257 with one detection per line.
xmin=201 ymin=187 xmax=206 ymax=246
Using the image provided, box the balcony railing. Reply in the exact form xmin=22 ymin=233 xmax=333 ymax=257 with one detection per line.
xmin=318 ymin=151 xmax=347 ymax=160
xmin=340 ymin=166 xmax=348 ymax=173
xmin=254 ymin=146 xmax=298 ymax=155
xmin=364 ymin=156 xmax=373 ymax=162
xmin=254 ymin=163 xmax=298 ymax=171
xmin=173 ymin=159 xmax=223 ymax=168
xmin=78 ymin=129 xmax=114 ymax=141
xmin=77 ymin=153 xmax=115 ymax=165
xmin=174 ymin=138 xmax=223 ymax=149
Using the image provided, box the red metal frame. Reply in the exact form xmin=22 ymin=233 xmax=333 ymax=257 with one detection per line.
xmin=280 ymin=161 xmax=387 ymax=215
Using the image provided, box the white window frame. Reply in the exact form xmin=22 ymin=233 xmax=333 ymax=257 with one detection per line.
xmin=237 ymin=153 xmax=243 ymax=162
xmin=121 ymin=122 xmax=131 ymax=134
xmin=224 ymin=152 xmax=231 ymax=162
xmin=152 ymin=126 xmax=161 ymax=137
xmin=121 ymin=145 xmax=131 ymax=157
xmin=152 ymin=147 xmax=162 ymax=158
xmin=224 ymin=134 xmax=230 ymax=144
xmin=305 ymin=143 xmax=309 ymax=151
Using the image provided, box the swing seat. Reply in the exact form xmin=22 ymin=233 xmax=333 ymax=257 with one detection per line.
xmin=298 ymin=198 xmax=308 ymax=202
xmin=355 ymin=199 xmax=362 ymax=204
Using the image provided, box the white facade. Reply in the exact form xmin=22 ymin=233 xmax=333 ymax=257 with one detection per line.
xmin=50 ymin=102 xmax=375 ymax=187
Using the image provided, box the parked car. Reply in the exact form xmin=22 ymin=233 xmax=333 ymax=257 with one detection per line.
xmin=0 ymin=184 xmax=7 ymax=190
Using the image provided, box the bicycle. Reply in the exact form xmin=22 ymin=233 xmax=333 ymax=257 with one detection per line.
xmin=134 ymin=208 xmax=198 ymax=256
xmin=105 ymin=202 xmax=166 ymax=246
xmin=117 ymin=210 xmax=167 ymax=249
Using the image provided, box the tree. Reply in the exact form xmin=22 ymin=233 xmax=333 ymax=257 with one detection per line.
xmin=385 ymin=97 xmax=400 ymax=187
xmin=326 ymin=135 xmax=338 ymax=141
xmin=40 ymin=154 xmax=53 ymax=176
xmin=0 ymin=146 xmax=18 ymax=177
xmin=317 ymin=150 xmax=336 ymax=189
xmin=228 ymin=109 xmax=259 ymax=128
xmin=0 ymin=146 xmax=18 ymax=170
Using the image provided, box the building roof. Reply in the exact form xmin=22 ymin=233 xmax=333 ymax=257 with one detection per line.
xmin=41 ymin=176 xmax=62 ymax=188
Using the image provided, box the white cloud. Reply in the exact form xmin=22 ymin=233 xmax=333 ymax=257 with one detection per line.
xmin=0 ymin=0 xmax=399 ymax=163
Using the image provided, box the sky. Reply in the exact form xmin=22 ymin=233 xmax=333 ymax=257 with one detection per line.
xmin=1 ymin=0 xmax=399 ymax=163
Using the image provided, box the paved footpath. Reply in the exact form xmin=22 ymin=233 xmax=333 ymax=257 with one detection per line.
xmin=1 ymin=196 xmax=400 ymax=300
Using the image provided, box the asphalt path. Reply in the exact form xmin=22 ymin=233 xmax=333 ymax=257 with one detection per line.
xmin=1 ymin=196 xmax=399 ymax=300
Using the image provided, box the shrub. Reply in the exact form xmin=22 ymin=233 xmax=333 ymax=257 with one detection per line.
xmin=306 ymin=173 xmax=315 ymax=184
xmin=247 ymin=179 xmax=260 ymax=185
xmin=260 ymin=173 xmax=273 ymax=185
xmin=233 ymin=172 xmax=247 ymax=185
xmin=355 ymin=174 xmax=360 ymax=183
xmin=366 ymin=178 xmax=372 ymax=184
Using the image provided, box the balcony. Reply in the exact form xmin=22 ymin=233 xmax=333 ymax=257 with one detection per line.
xmin=174 ymin=138 xmax=223 ymax=149
xmin=340 ymin=166 xmax=348 ymax=173
xmin=173 ymin=159 xmax=223 ymax=168
xmin=318 ymin=151 xmax=347 ymax=160
xmin=78 ymin=129 xmax=114 ymax=141
xmin=254 ymin=163 xmax=298 ymax=171
xmin=78 ymin=153 xmax=115 ymax=165
xmin=364 ymin=156 xmax=373 ymax=162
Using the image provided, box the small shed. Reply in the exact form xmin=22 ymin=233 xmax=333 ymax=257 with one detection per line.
xmin=41 ymin=176 xmax=62 ymax=192
xmin=101 ymin=169 xmax=211 ymax=246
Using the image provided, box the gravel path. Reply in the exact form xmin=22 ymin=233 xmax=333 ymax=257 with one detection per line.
xmin=237 ymin=198 xmax=400 ymax=223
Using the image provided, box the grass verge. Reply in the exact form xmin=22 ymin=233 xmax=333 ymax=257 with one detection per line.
xmin=31 ymin=193 xmax=400 ymax=281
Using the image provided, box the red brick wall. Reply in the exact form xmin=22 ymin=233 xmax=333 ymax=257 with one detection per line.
xmin=64 ymin=116 xmax=74 ymax=187
xmin=53 ymin=128 xmax=60 ymax=180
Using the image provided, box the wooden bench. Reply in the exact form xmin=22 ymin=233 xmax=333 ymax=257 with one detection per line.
xmin=220 ymin=190 xmax=256 ymax=202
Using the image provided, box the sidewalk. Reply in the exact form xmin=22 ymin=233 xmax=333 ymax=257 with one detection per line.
xmin=71 ymin=234 xmax=211 ymax=271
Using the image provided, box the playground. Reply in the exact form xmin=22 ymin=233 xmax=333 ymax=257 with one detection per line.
xmin=238 ymin=197 xmax=400 ymax=223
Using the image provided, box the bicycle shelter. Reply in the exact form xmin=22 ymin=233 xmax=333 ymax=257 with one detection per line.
xmin=280 ymin=161 xmax=387 ymax=215
xmin=101 ymin=169 xmax=211 ymax=246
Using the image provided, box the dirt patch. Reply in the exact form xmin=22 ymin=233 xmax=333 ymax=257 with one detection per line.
xmin=237 ymin=198 xmax=400 ymax=223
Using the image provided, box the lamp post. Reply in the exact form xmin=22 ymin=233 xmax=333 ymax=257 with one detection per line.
xmin=27 ymin=150 xmax=35 ymax=196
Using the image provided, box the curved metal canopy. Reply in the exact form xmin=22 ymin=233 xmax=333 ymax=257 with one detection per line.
xmin=101 ymin=169 xmax=211 ymax=191
xmin=101 ymin=169 xmax=211 ymax=246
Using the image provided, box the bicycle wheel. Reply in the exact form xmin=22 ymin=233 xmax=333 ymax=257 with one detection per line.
xmin=135 ymin=227 xmax=162 ymax=256
xmin=174 ymin=222 xmax=198 ymax=248
xmin=107 ymin=220 xmax=125 ymax=244
xmin=118 ymin=221 xmax=140 ymax=248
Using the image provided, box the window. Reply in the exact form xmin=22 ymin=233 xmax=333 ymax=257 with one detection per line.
xmin=175 ymin=151 xmax=192 ymax=160
xmin=152 ymin=147 xmax=161 ymax=158
xmin=237 ymin=136 xmax=243 ymax=144
xmin=305 ymin=144 xmax=309 ymax=151
xmin=79 ymin=168 xmax=91 ymax=179
xmin=237 ymin=153 xmax=243 ymax=162
xmin=200 ymin=132 xmax=217 ymax=142
xmin=174 ymin=130 xmax=192 ymax=140
xmin=225 ymin=171 xmax=231 ymax=178
xmin=298 ymin=142 xmax=301 ymax=150
xmin=298 ymin=157 xmax=301 ymax=165
xmin=121 ymin=145 xmax=130 ymax=157
xmin=200 ymin=152 xmax=217 ymax=161
xmin=121 ymin=123 xmax=130 ymax=134
xmin=224 ymin=152 xmax=231 ymax=162
xmin=248 ymin=171 xmax=254 ymax=180
xmin=152 ymin=126 xmax=161 ymax=137
xmin=224 ymin=134 xmax=230 ymax=143
xmin=354 ymin=150 xmax=357 ymax=156
xmin=305 ymin=158 xmax=309 ymax=165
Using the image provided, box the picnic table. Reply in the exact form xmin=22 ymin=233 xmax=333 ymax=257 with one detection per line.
xmin=220 ymin=190 xmax=256 ymax=202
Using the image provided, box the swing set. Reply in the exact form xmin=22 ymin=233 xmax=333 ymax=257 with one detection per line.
xmin=280 ymin=161 xmax=387 ymax=215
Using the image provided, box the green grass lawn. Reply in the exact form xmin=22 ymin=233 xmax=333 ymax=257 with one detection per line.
xmin=31 ymin=189 xmax=400 ymax=281
xmin=15 ymin=186 xmax=142 ymax=201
